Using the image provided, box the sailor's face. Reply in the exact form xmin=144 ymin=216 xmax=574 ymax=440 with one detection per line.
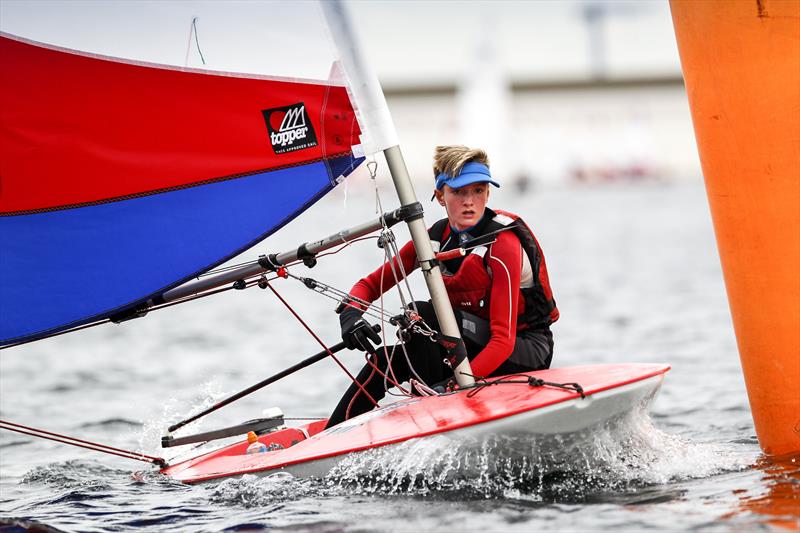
xmin=435 ymin=182 xmax=490 ymax=232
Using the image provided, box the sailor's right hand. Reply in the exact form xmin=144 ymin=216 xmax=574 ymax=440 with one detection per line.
xmin=339 ymin=307 xmax=381 ymax=351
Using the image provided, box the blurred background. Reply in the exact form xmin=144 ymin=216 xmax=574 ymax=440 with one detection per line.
xmin=355 ymin=0 xmax=698 ymax=188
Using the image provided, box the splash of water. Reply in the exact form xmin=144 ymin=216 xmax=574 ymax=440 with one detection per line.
xmin=137 ymin=378 xmax=230 ymax=459
xmin=208 ymin=473 xmax=319 ymax=508
xmin=21 ymin=459 xmax=123 ymax=492
xmin=323 ymin=408 xmax=753 ymax=500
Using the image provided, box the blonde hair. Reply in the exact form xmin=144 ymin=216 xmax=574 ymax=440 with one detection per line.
xmin=432 ymin=145 xmax=489 ymax=179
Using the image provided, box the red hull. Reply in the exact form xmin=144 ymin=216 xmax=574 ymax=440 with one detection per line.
xmin=162 ymin=364 xmax=669 ymax=483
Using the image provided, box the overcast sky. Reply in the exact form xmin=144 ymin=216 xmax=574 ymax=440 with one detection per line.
xmin=1 ymin=0 xmax=681 ymax=86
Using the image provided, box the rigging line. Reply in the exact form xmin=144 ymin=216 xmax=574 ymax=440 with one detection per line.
xmin=383 ymin=344 xmax=415 ymax=397
xmin=263 ymin=280 xmax=379 ymax=408
xmin=377 ymin=241 xmax=418 ymax=396
xmin=461 ymin=374 xmax=586 ymax=399
xmin=342 ymin=330 xmax=412 ymax=418
xmin=365 ymin=151 xmax=416 ymax=316
xmin=163 ymin=267 xmax=300 ymax=303
xmin=376 ymin=253 xmax=410 ymax=397
xmin=377 ymin=245 xmax=426 ymax=393
xmin=314 ymin=235 xmax=380 ymax=260
xmin=201 ymin=255 xmax=302 ymax=278
xmin=129 ymin=274 xmax=275 ymax=319
xmin=306 ymin=288 xmax=386 ymax=323
xmin=283 ymin=269 xmax=384 ymax=313
xmin=344 ymin=353 xmax=377 ymax=420
xmin=149 ymin=276 xmax=270 ymax=309
xmin=369 ymin=151 xmax=418 ymax=369
xmin=282 ymin=271 xmax=394 ymax=323
xmin=4 ymin=426 xmax=165 ymax=466
xmin=200 ymin=257 xmax=291 ymax=278
xmin=410 ymin=378 xmax=439 ymax=397
xmin=395 ymin=325 xmax=429 ymax=386
xmin=192 ymin=17 xmax=206 ymax=65
xmin=0 ymin=420 xmax=166 ymax=467
xmin=362 ymin=347 xmax=408 ymax=393
xmin=151 ymin=273 xmax=279 ymax=309
xmin=381 ymin=234 xmax=412 ymax=312
xmin=0 ymin=420 xmax=160 ymax=460
xmin=378 ymin=243 xmax=427 ymax=389
xmin=385 ymin=230 xmax=418 ymax=313
xmin=347 ymin=246 xmax=410 ymax=404
xmin=131 ymin=271 xmax=281 ymax=311
xmin=0 ymin=420 xmax=161 ymax=461
xmin=388 ymin=299 xmax=433 ymax=389
xmin=116 ymin=274 xmax=276 ymax=322
xmin=369 ymin=169 xmax=416 ymax=314
xmin=378 ymin=226 xmax=440 ymax=390
xmin=380 ymin=236 xmax=433 ymax=387
xmin=367 ymin=158 xmax=383 ymax=215
xmin=378 ymin=252 xmax=397 ymax=395
xmin=370 ymin=156 xmax=408 ymax=386
xmin=200 ymin=259 xmax=260 ymax=277
xmin=384 ymin=236 xmax=457 ymax=392
xmin=376 ymin=243 xmax=394 ymax=396
xmin=381 ymin=235 xmax=406 ymax=309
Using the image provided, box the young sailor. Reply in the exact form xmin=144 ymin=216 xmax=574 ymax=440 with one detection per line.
xmin=326 ymin=145 xmax=558 ymax=428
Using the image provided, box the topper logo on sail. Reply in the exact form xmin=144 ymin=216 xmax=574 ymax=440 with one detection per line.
xmin=262 ymin=102 xmax=318 ymax=154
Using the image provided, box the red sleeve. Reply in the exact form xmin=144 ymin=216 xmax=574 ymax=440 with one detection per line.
xmin=346 ymin=239 xmax=418 ymax=309
xmin=467 ymin=231 xmax=522 ymax=377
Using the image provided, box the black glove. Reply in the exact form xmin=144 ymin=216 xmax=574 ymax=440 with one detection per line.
xmin=339 ymin=307 xmax=381 ymax=351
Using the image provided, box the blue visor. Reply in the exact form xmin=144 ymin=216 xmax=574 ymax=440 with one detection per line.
xmin=435 ymin=162 xmax=500 ymax=191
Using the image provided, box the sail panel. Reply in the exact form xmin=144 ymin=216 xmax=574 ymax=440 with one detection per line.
xmin=0 ymin=33 xmax=364 ymax=346
xmin=0 ymin=33 xmax=359 ymax=214
xmin=0 ymin=156 xmax=361 ymax=346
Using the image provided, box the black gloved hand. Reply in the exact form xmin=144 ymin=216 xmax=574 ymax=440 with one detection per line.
xmin=339 ymin=307 xmax=381 ymax=351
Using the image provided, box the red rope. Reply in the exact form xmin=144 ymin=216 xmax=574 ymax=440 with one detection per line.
xmin=381 ymin=347 xmax=412 ymax=395
xmin=344 ymin=347 xmax=420 ymax=421
xmin=365 ymin=348 xmax=410 ymax=394
xmin=0 ymin=419 xmax=166 ymax=467
xmin=345 ymin=356 xmax=378 ymax=420
xmin=264 ymin=279 xmax=379 ymax=408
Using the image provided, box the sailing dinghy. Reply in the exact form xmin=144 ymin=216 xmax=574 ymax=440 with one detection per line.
xmin=162 ymin=364 xmax=668 ymax=483
xmin=0 ymin=2 xmax=670 ymax=484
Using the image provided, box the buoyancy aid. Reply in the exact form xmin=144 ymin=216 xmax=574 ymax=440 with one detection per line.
xmin=429 ymin=208 xmax=559 ymax=329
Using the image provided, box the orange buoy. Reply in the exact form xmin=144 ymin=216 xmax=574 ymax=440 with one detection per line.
xmin=670 ymin=0 xmax=800 ymax=455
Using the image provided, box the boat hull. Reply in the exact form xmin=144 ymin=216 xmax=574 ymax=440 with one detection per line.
xmin=162 ymin=363 xmax=669 ymax=483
